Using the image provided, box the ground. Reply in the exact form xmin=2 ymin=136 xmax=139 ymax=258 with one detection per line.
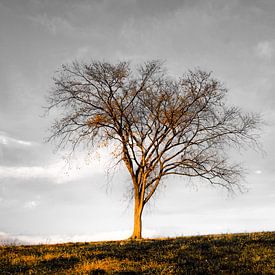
xmin=0 ymin=231 xmax=274 ymax=274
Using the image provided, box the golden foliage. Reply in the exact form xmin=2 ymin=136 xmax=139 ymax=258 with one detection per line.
xmin=86 ymin=114 xmax=109 ymax=127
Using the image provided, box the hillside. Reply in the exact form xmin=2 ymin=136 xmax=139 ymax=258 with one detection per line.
xmin=0 ymin=232 xmax=274 ymax=274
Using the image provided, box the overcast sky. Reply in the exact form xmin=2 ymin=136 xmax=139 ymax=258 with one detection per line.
xmin=0 ymin=0 xmax=274 ymax=244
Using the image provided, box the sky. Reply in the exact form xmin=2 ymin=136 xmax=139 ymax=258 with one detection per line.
xmin=0 ymin=0 xmax=275 ymax=244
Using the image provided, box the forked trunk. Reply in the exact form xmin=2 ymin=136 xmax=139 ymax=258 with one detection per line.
xmin=130 ymin=195 xmax=144 ymax=239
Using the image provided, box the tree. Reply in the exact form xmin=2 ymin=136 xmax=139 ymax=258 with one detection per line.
xmin=47 ymin=60 xmax=260 ymax=239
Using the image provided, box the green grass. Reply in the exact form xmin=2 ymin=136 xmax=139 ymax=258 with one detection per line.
xmin=0 ymin=232 xmax=274 ymax=274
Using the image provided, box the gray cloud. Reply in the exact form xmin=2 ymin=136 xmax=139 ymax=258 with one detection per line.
xmin=29 ymin=13 xmax=76 ymax=36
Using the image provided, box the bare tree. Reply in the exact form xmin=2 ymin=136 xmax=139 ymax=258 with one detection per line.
xmin=47 ymin=60 xmax=260 ymax=239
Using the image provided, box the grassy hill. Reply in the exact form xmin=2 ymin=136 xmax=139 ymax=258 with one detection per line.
xmin=0 ymin=231 xmax=274 ymax=274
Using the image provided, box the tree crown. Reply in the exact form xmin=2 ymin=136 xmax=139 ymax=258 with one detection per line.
xmin=47 ymin=60 xmax=261 ymax=198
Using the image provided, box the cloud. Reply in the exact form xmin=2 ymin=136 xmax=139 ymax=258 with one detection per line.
xmin=0 ymin=132 xmax=34 ymax=147
xmin=0 ymin=165 xmax=53 ymax=179
xmin=29 ymin=13 xmax=76 ymax=36
xmin=255 ymin=41 xmax=274 ymax=59
xmin=74 ymin=46 xmax=90 ymax=60
xmin=0 ymin=131 xmax=117 ymax=182
xmin=254 ymin=170 xmax=262 ymax=174
xmin=0 ymin=154 xmax=106 ymax=184
xmin=24 ymin=200 xmax=40 ymax=209
xmin=0 ymin=164 xmax=76 ymax=184
xmin=0 ymin=129 xmax=114 ymax=182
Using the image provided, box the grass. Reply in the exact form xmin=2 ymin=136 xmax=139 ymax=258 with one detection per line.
xmin=0 ymin=231 xmax=274 ymax=274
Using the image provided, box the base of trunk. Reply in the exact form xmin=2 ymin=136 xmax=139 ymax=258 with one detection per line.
xmin=131 ymin=194 xmax=144 ymax=240
xmin=128 ymin=233 xmax=142 ymax=240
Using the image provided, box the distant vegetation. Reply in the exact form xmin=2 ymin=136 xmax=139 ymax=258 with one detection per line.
xmin=0 ymin=232 xmax=274 ymax=274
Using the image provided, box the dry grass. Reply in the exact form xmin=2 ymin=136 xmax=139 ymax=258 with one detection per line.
xmin=0 ymin=231 xmax=274 ymax=274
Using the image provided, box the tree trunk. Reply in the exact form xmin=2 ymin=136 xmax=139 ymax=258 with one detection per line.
xmin=130 ymin=194 xmax=144 ymax=239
